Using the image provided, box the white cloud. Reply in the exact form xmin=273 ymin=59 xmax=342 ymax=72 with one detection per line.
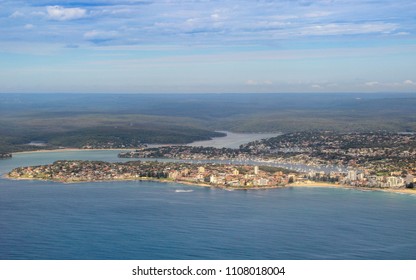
xmin=211 ymin=13 xmax=220 ymax=21
xmin=185 ymin=18 xmax=198 ymax=26
xmin=395 ymin=32 xmax=410 ymax=36
xmin=305 ymin=11 xmax=332 ymax=18
xmin=300 ymin=23 xmax=397 ymax=36
xmin=10 ymin=11 xmax=24 ymax=18
xmin=246 ymin=80 xmax=258 ymax=85
xmin=24 ymin=24 xmax=34 ymax=30
xmin=84 ymin=30 xmax=119 ymax=40
xmin=46 ymin=6 xmax=87 ymax=21
xmin=404 ymin=80 xmax=416 ymax=85
xmin=364 ymin=80 xmax=416 ymax=88
xmin=365 ymin=81 xmax=379 ymax=86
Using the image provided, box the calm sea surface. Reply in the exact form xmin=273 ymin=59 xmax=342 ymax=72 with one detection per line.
xmin=1 ymin=147 xmax=416 ymax=259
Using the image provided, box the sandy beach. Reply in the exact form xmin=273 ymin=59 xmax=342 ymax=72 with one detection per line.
xmin=288 ymin=181 xmax=416 ymax=195
xmin=6 ymin=172 xmax=416 ymax=195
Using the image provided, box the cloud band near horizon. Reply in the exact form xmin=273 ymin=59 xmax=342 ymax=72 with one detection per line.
xmin=0 ymin=0 xmax=415 ymax=93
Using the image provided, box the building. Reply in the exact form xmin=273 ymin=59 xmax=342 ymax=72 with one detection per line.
xmin=198 ymin=166 xmax=205 ymax=173
xmin=406 ymin=174 xmax=414 ymax=185
xmin=347 ymin=170 xmax=357 ymax=181
xmin=386 ymin=176 xmax=404 ymax=188
xmin=181 ymin=168 xmax=190 ymax=176
xmin=168 ymin=171 xmax=179 ymax=179
xmin=255 ymin=178 xmax=269 ymax=186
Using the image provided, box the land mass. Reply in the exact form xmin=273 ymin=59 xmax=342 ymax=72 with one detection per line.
xmin=3 ymin=93 xmax=416 ymax=192
xmin=7 ymin=160 xmax=416 ymax=194
xmin=119 ymin=131 xmax=416 ymax=189
xmin=2 ymin=93 xmax=416 ymax=153
xmin=7 ymin=160 xmax=295 ymax=189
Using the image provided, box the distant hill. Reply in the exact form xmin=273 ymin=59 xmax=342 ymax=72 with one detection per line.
xmin=1 ymin=93 xmax=415 ymax=152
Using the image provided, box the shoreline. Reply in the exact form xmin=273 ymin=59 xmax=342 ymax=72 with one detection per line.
xmin=288 ymin=181 xmax=416 ymax=195
xmin=7 ymin=149 xmax=416 ymax=196
xmin=13 ymin=148 xmax=134 ymax=155
xmin=5 ymin=174 xmax=416 ymax=195
xmin=11 ymin=130 xmax=282 ymax=155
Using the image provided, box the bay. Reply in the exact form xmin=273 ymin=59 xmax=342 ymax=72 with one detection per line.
xmin=1 ymin=178 xmax=415 ymax=260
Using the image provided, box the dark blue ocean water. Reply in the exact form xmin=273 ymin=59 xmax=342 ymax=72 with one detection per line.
xmin=1 ymin=151 xmax=416 ymax=260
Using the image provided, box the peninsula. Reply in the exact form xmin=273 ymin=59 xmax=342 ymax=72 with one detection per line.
xmin=119 ymin=131 xmax=416 ymax=190
xmin=6 ymin=159 xmax=416 ymax=194
xmin=7 ymin=160 xmax=295 ymax=189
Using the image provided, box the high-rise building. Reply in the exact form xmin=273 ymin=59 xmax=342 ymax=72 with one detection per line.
xmin=347 ymin=170 xmax=357 ymax=181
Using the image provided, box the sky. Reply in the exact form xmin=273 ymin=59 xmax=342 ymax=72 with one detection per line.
xmin=0 ymin=0 xmax=415 ymax=93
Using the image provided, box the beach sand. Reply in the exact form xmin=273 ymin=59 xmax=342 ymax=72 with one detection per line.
xmin=288 ymin=181 xmax=416 ymax=195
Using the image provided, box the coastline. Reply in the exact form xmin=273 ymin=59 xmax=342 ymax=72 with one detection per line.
xmin=288 ymin=181 xmax=416 ymax=195
xmin=5 ymin=173 xmax=416 ymax=195
xmin=13 ymin=148 xmax=135 ymax=155
xmin=4 ymin=174 xmax=224 ymax=190
xmin=6 ymin=148 xmax=416 ymax=196
xmin=11 ymin=130 xmax=281 ymax=155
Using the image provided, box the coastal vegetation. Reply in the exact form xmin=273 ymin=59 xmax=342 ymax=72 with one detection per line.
xmin=2 ymin=93 xmax=416 ymax=153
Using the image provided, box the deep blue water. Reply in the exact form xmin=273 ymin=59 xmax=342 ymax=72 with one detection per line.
xmin=1 ymin=151 xmax=416 ymax=260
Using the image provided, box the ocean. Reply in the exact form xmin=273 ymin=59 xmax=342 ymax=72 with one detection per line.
xmin=1 ymin=148 xmax=416 ymax=260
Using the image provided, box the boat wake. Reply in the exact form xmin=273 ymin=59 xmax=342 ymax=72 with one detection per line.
xmin=175 ymin=190 xmax=194 ymax=193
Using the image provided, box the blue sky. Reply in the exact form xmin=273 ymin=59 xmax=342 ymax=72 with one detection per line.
xmin=0 ymin=0 xmax=415 ymax=93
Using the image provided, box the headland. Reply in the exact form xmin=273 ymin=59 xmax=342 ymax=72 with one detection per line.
xmin=6 ymin=159 xmax=416 ymax=195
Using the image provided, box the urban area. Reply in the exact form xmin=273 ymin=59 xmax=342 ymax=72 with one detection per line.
xmin=7 ymin=132 xmax=416 ymax=190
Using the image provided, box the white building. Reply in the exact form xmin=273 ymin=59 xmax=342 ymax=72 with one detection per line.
xmin=255 ymin=178 xmax=269 ymax=186
xmin=406 ymin=174 xmax=414 ymax=185
xmin=347 ymin=170 xmax=357 ymax=181
xmin=386 ymin=176 xmax=404 ymax=188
